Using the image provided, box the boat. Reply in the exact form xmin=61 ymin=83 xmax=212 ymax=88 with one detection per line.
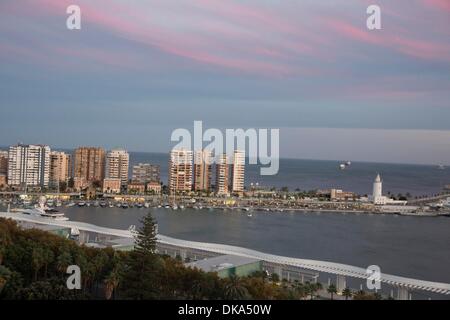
xmin=339 ymin=164 xmax=346 ymax=170
xmin=144 ymin=202 xmax=150 ymax=208
xmin=67 ymin=202 xmax=76 ymax=207
xmin=121 ymin=203 xmax=129 ymax=209
xmin=93 ymin=201 xmax=100 ymax=207
xmin=77 ymin=201 xmax=86 ymax=207
xmin=136 ymin=203 xmax=143 ymax=208
xmin=108 ymin=203 xmax=115 ymax=208
xmin=247 ymin=213 xmax=253 ymax=217
xmin=100 ymin=201 xmax=107 ymax=208
xmin=17 ymin=205 xmax=69 ymax=221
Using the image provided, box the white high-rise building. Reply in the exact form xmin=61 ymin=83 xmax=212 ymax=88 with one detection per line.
xmin=168 ymin=149 xmax=193 ymax=194
xmin=8 ymin=144 xmax=51 ymax=188
xmin=231 ymin=150 xmax=245 ymax=193
xmin=105 ymin=149 xmax=129 ymax=186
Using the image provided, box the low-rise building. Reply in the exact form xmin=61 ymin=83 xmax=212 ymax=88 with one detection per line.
xmin=186 ymin=254 xmax=262 ymax=279
xmin=146 ymin=181 xmax=162 ymax=194
xmin=330 ymin=189 xmax=356 ymax=201
xmin=0 ymin=174 xmax=8 ymax=190
xmin=73 ymin=177 xmax=89 ymax=191
xmin=128 ymin=181 xmax=146 ymax=194
xmin=103 ymin=178 xmax=121 ymax=194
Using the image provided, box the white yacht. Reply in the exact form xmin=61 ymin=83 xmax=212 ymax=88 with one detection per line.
xmin=17 ymin=206 xmax=69 ymax=221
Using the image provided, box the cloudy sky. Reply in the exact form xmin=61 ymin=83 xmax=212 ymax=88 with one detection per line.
xmin=1 ymin=0 xmax=449 ymax=164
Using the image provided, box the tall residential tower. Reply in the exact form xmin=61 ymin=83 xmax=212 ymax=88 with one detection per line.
xmin=168 ymin=149 xmax=193 ymax=194
xmin=8 ymin=144 xmax=51 ymax=189
xmin=231 ymin=150 xmax=245 ymax=194
xmin=105 ymin=149 xmax=129 ymax=186
xmin=194 ymin=150 xmax=212 ymax=192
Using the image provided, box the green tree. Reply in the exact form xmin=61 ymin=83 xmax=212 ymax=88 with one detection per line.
xmin=104 ymin=267 xmax=121 ymax=300
xmin=327 ymin=284 xmax=337 ymax=300
xmin=342 ymin=287 xmax=352 ymax=300
xmin=121 ymin=212 xmax=162 ymax=299
xmin=223 ymin=275 xmax=249 ymax=300
xmin=56 ymin=251 xmax=72 ymax=275
xmin=31 ymin=247 xmax=45 ymax=281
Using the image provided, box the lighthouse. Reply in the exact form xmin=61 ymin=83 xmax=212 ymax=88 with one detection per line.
xmin=372 ymin=174 xmax=384 ymax=204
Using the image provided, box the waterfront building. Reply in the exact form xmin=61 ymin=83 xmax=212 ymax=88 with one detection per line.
xmin=231 ymin=150 xmax=245 ymax=194
xmin=105 ymin=149 xmax=129 ymax=186
xmin=193 ymin=150 xmax=212 ymax=192
xmin=127 ymin=181 xmax=146 ymax=194
xmin=132 ymin=163 xmax=160 ymax=183
xmin=0 ymin=174 xmax=7 ymax=189
xmin=73 ymin=147 xmax=105 ymax=184
xmin=330 ymin=189 xmax=356 ymax=201
xmin=103 ymin=178 xmax=121 ymax=194
xmin=186 ymin=255 xmax=262 ymax=279
xmin=168 ymin=149 xmax=193 ymax=194
xmin=7 ymin=144 xmax=51 ymax=189
xmin=49 ymin=151 xmax=70 ymax=188
xmin=146 ymin=181 xmax=162 ymax=194
xmin=73 ymin=177 xmax=89 ymax=191
xmin=216 ymin=153 xmax=229 ymax=196
xmin=0 ymin=150 xmax=8 ymax=176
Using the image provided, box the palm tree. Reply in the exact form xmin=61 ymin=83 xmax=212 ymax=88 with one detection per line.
xmin=104 ymin=267 xmax=121 ymax=300
xmin=56 ymin=251 xmax=72 ymax=275
xmin=42 ymin=247 xmax=54 ymax=278
xmin=223 ymin=275 xmax=249 ymax=300
xmin=327 ymin=284 xmax=337 ymax=300
xmin=342 ymin=287 xmax=352 ymax=300
xmin=31 ymin=247 xmax=45 ymax=281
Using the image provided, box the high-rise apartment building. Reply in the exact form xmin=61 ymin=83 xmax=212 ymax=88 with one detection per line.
xmin=168 ymin=149 xmax=193 ymax=194
xmin=231 ymin=150 xmax=245 ymax=193
xmin=215 ymin=153 xmax=229 ymax=195
xmin=0 ymin=150 xmax=8 ymax=176
xmin=193 ymin=150 xmax=212 ymax=192
xmin=73 ymin=147 xmax=105 ymax=183
xmin=132 ymin=163 xmax=160 ymax=183
xmin=49 ymin=151 xmax=70 ymax=188
xmin=7 ymin=144 xmax=51 ymax=188
xmin=105 ymin=149 xmax=129 ymax=186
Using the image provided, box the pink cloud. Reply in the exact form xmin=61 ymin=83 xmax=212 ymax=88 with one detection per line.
xmin=326 ymin=18 xmax=450 ymax=62
xmin=422 ymin=0 xmax=450 ymax=11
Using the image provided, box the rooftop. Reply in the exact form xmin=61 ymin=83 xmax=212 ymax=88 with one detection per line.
xmin=186 ymin=254 xmax=260 ymax=273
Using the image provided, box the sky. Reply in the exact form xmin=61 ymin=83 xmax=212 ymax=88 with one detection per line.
xmin=0 ymin=0 xmax=449 ymax=164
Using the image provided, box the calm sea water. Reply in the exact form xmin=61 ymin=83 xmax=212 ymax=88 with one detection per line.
xmin=65 ymin=207 xmax=450 ymax=285
xmin=130 ymin=152 xmax=450 ymax=197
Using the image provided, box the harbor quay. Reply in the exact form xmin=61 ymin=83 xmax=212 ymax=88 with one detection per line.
xmin=1 ymin=189 xmax=450 ymax=217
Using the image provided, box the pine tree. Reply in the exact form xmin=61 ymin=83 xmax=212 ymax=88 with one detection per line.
xmin=121 ymin=212 xmax=162 ymax=299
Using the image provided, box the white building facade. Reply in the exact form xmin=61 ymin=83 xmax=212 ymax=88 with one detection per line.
xmin=105 ymin=149 xmax=129 ymax=186
xmin=8 ymin=144 xmax=51 ymax=188
xmin=231 ymin=150 xmax=245 ymax=193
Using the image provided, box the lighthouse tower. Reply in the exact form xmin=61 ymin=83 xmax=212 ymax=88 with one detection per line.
xmin=372 ymin=174 xmax=384 ymax=204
